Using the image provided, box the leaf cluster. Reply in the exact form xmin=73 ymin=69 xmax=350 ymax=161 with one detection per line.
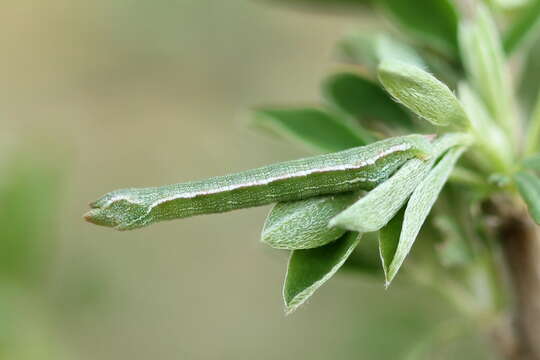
xmin=85 ymin=0 xmax=540 ymax=314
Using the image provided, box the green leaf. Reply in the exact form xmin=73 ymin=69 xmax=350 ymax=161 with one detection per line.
xmin=378 ymin=0 xmax=459 ymax=55
xmin=322 ymin=72 xmax=413 ymax=129
xmin=514 ymin=171 xmax=540 ymax=223
xmin=384 ymin=147 xmax=466 ymax=285
xmin=85 ymin=134 xmax=433 ymax=230
xmin=262 ymin=194 xmax=356 ymax=250
xmin=503 ymin=0 xmax=540 ymax=54
xmin=330 ymin=133 xmax=470 ymax=233
xmin=378 ymin=61 xmax=469 ymax=128
xmin=523 ymin=154 xmax=540 ymax=170
xmin=283 ymin=232 xmax=361 ymax=314
xmin=459 ymin=5 xmax=517 ymax=139
xmin=379 ymin=207 xmax=404 ymax=281
xmin=251 ymin=107 xmax=373 ymax=153
xmin=331 ymin=159 xmax=430 ymax=232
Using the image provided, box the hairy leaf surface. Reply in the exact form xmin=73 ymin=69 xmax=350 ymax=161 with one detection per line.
xmin=331 ymin=133 xmax=469 ymax=233
xmin=384 ymin=147 xmax=466 ymax=285
xmin=262 ymin=194 xmax=356 ymax=250
xmin=378 ymin=61 xmax=468 ymax=128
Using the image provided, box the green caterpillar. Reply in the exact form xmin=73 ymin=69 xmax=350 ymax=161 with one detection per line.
xmin=84 ymin=134 xmax=433 ymax=230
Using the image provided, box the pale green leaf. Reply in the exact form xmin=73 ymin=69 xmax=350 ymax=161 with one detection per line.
xmin=322 ymin=72 xmax=413 ymax=129
xmin=262 ymin=193 xmax=356 ymax=250
xmin=459 ymin=5 xmax=517 ymax=139
xmin=503 ymin=0 xmax=540 ymax=54
xmin=251 ymin=107 xmax=372 ymax=153
xmin=378 ymin=61 xmax=469 ymax=128
xmin=283 ymin=232 xmax=361 ymax=314
xmin=330 ymin=133 xmax=470 ymax=233
xmin=385 ymin=147 xmax=466 ymax=285
xmin=331 ymin=159 xmax=430 ymax=232
xmin=379 ymin=0 xmax=459 ymax=55
xmin=515 ymin=171 xmax=540 ymax=223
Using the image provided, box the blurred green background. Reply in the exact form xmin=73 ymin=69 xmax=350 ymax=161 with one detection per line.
xmin=0 ymin=0 xmax=493 ymax=358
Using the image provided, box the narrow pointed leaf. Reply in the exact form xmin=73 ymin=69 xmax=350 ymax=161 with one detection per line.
xmin=459 ymin=6 xmax=516 ymax=138
xmin=251 ymin=107 xmax=372 ymax=153
xmin=515 ymin=171 xmax=540 ymax=223
xmin=330 ymin=133 xmax=469 ymax=233
xmin=503 ymin=0 xmax=540 ymax=54
xmin=323 ymin=72 xmax=413 ymax=129
xmin=379 ymin=0 xmax=459 ymax=55
xmin=262 ymin=193 xmax=356 ymax=250
xmin=378 ymin=61 xmax=469 ymax=128
xmin=283 ymin=232 xmax=361 ymax=314
xmin=386 ymin=147 xmax=466 ymax=284
xmin=85 ymin=135 xmax=433 ymax=230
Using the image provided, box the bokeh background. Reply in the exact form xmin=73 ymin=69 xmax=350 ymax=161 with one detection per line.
xmin=0 ymin=1 xmax=494 ymax=358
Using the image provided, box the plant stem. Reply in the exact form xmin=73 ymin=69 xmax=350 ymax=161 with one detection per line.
xmin=499 ymin=212 xmax=540 ymax=360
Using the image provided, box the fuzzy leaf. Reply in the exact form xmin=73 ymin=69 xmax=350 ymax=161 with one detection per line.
xmin=385 ymin=147 xmax=466 ymax=285
xmin=379 ymin=0 xmax=459 ymax=55
xmin=330 ymin=133 xmax=469 ymax=233
xmin=283 ymin=232 xmax=361 ymax=314
xmin=331 ymin=158 xmax=430 ymax=232
xmin=85 ymin=134 xmax=433 ymax=230
xmin=323 ymin=72 xmax=413 ymax=129
xmin=515 ymin=171 xmax=540 ymax=223
xmin=251 ymin=107 xmax=372 ymax=153
xmin=378 ymin=61 xmax=468 ymax=128
xmin=503 ymin=0 xmax=540 ymax=54
xmin=262 ymin=194 xmax=356 ymax=250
